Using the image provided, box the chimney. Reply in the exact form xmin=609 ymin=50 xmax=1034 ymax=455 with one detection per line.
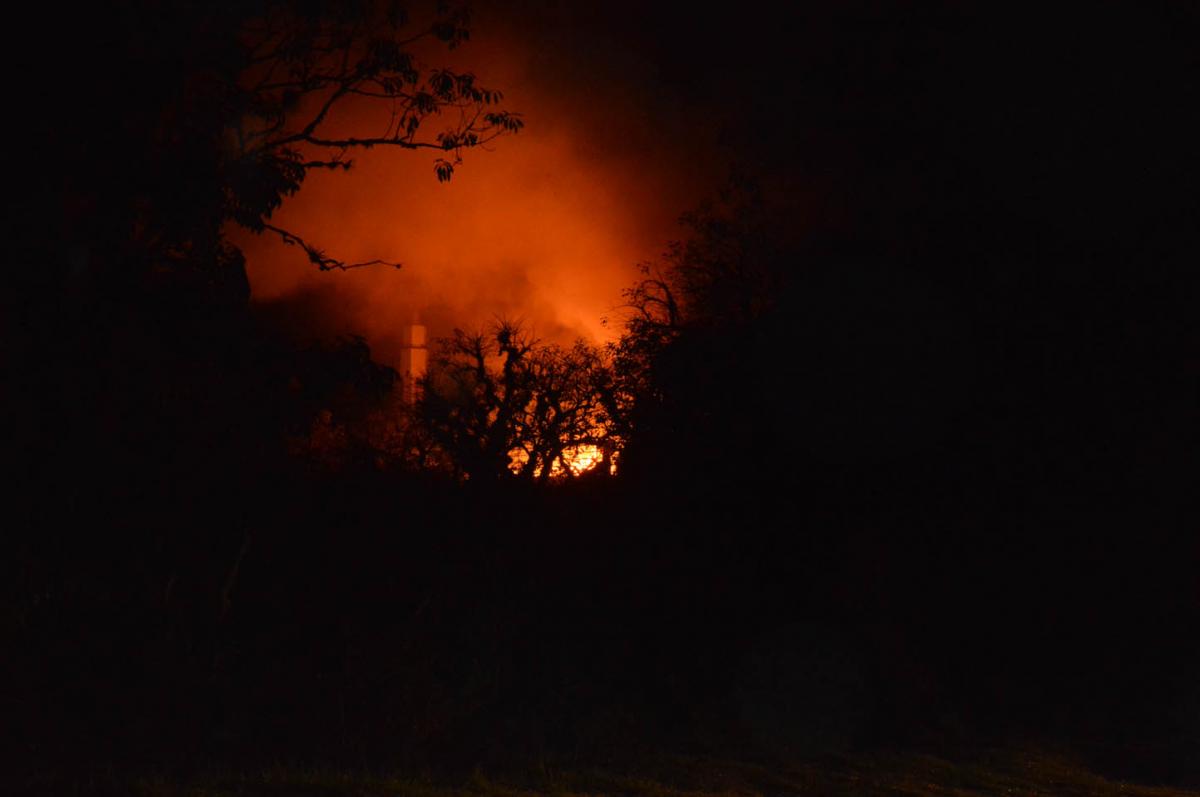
xmin=398 ymin=323 xmax=428 ymax=404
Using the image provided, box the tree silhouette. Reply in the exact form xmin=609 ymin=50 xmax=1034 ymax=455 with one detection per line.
xmin=608 ymin=179 xmax=791 ymax=480
xmin=279 ymin=335 xmax=401 ymax=470
xmin=9 ymin=0 xmax=526 ymax=539
xmin=418 ymin=322 xmax=535 ymax=480
xmin=7 ymin=6 xmax=524 ymax=748
xmin=512 ymin=339 xmax=616 ymax=481
xmin=418 ymin=321 xmax=616 ymax=482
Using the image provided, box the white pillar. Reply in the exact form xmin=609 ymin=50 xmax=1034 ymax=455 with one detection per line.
xmin=398 ymin=323 xmax=428 ymax=404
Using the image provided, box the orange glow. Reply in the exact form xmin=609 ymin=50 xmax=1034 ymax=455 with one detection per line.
xmin=229 ymin=8 xmax=719 ymax=369
xmin=556 ymin=444 xmax=617 ymax=478
xmin=508 ymin=444 xmax=617 ymax=480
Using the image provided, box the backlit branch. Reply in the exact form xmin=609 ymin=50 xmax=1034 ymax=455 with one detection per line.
xmin=226 ymin=3 xmax=522 ymax=271
xmin=262 ymin=223 xmax=401 ymax=272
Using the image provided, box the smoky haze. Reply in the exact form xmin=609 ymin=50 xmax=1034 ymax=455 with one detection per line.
xmin=233 ymin=3 xmax=723 ymax=367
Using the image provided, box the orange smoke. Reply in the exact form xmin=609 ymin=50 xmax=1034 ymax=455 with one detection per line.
xmin=232 ymin=6 xmax=718 ymax=368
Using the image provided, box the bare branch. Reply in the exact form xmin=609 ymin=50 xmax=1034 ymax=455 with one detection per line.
xmin=262 ymin=223 xmax=401 ymax=271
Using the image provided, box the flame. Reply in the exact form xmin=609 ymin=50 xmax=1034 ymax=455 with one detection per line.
xmin=508 ymin=443 xmax=617 ymax=480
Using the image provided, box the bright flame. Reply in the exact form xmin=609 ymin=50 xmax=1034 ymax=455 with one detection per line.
xmin=508 ymin=443 xmax=617 ymax=480
xmin=557 ymin=444 xmax=616 ymax=478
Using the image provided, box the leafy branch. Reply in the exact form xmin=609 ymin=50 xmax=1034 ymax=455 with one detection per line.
xmin=224 ymin=2 xmax=523 ymax=271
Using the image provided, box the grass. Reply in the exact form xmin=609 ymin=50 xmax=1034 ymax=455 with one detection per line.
xmin=24 ymin=748 xmax=1195 ymax=797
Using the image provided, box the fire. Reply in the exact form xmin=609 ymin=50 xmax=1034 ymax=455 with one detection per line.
xmin=507 ymin=443 xmax=617 ymax=480
xmin=555 ymin=444 xmax=616 ymax=478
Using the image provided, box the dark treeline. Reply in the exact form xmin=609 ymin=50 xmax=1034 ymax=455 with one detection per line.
xmin=4 ymin=0 xmax=1198 ymax=791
